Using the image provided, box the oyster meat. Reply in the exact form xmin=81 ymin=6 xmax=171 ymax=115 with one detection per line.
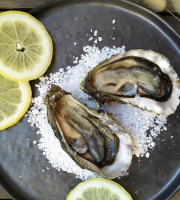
xmin=80 ymin=49 xmax=180 ymax=115
xmin=45 ymin=84 xmax=133 ymax=179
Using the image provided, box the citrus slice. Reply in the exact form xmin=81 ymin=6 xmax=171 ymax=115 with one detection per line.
xmin=0 ymin=11 xmax=53 ymax=81
xmin=0 ymin=74 xmax=32 ymax=130
xmin=66 ymin=178 xmax=133 ymax=200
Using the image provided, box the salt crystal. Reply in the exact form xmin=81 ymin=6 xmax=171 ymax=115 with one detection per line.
xmin=94 ymin=39 xmax=97 ymax=44
xmin=145 ymin=152 xmax=150 ymax=158
xmin=73 ymin=57 xmax=79 ymax=64
xmin=88 ymin=37 xmax=93 ymax=41
xmin=33 ymin=140 xmax=37 ymax=144
xmin=27 ymin=45 xmax=168 ymax=180
xmin=151 ymin=142 xmax=155 ymax=147
xmin=39 ymin=77 xmax=46 ymax=81
xmin=98 ymin=37 xmax=102 ymax=42
xmin=163 ymin=126 xmax=167 ymax=131
xmin=94 ymin=30 xmax=98 ymax=36
xmin=74 ymin=42 xmax=77 ymax=45
xmin=112 ymin=19 xmax=116 ymax=24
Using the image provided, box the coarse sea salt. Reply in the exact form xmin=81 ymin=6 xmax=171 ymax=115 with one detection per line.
xmin=112 ymin=19 xmax=116 ymax=24
xmin=88 ymin=37 xmax=93 ymax=41
xmin=27 ymin=45 xmax=167 ymax=180
xmin=94 ymin=30 xmax=98 ymax=36
xmin=98 ymin=37 xmax=103 ymax=42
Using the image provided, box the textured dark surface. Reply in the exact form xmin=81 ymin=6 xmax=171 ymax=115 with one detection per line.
xmin=0 ymin=0 xmax=48 ymax=9
xmin=0 ymin=0 xmax=180 ymax=200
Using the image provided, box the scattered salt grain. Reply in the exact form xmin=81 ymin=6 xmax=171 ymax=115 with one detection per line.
xmin=74 ymin=42 xmax=77 ymax=45
xmin=113 ymin=27 xmax=115 ymax=30
xmin=94 ymin=30 xmax=98 ymax=36
xmin=151 ymin=142 xmax=155 ymax=147
xmin=164 ymin=126 xmax=167 ymax=131
xmin=112 ymin=37 xmax=115 ymax=40
xmin=39 ymin=77 xmax=47 ymax=81
xmin=28 ymin=45 xmax=168 ymax=180
xmin=112 ymin=19 xmax=116 ymax=24
xmin=98 ymin=37 xmax=102 ymax=42
xmin=88 ymin=37 xmax=93 ymax=41
xmin=122 ymin=45 xmax=125 ymax=50
xmin=94 ymin=39 xmax=97 ymax=44
xmin=73 ymin=57 xmax=78 ymax=64
xmin=33 ymin=140 xmax=37 ymax=145
xmin=145 ymin=152 xmax=150 ymax=158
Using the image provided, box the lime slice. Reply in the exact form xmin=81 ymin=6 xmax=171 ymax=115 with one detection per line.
xmin=0 ymin=11 xmax=53 ymax=81
xmin=66 ymin=178 xmax=133 ymax=200
xmin=0 ymin=74 xmax=32 ymax=130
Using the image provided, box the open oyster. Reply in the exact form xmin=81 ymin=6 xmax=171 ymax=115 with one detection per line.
xmin=80 ymin=49 xmax=180 ymax=115
xmin=45 ymin=84 xmax=133 ymax=179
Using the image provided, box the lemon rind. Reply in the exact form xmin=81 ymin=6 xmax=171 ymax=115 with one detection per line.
xmin=0 ymin=81 xmax=32 ymax=130
xmin=66 ymin=178 xmax=133 ymax=200
xmin=0 ymin=11 xmax=53 ymax=82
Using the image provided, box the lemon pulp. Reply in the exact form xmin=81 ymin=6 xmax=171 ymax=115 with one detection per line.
xmin=0 ymin=11 xmax=53 ymax=81
xmin=0 ymin=74 xmax=32 ymax=130
xmin=66 ymin=178 xmax=133 ymax=200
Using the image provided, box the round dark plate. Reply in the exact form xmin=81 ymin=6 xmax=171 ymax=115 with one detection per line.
xmin=0 ymin=0 xmax=180 ymax=200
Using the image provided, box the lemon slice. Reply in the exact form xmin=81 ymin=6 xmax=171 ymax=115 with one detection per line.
xmin=66 ymin=178 xmax=133 ymax=200
xmin=0 ymin=11 xmax=53 ymax=81
xmin=0 ymin=74 xmax=32 ymax=130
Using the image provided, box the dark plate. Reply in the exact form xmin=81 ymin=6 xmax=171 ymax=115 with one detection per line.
xmin=0 ymin=0 xmax=180 ymax=200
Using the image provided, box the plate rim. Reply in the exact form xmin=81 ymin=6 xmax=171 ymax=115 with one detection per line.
xmin=0 ymin=0 xmax=179 ymax=200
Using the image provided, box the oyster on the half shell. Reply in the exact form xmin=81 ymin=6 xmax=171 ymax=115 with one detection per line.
xmin=45 ymin=84 xmax=133 ymax=179
xmin=80 ymin=49 xmax=180 ymax=115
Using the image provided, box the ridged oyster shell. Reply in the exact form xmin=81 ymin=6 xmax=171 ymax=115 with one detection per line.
xmin=45 ymin=84 xmax=133 ymax=179
xmin=80 ymin=49 xmax=180 ymax=115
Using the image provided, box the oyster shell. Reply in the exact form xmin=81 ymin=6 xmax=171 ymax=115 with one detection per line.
xmin=80 ymin=49 xmax=180 ymax=115
xmin=45 ymin=84 xmax=133 ymax=179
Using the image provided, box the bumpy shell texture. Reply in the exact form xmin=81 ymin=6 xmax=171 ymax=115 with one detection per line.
xmin=80 ymin=49 xmax=180 ymax=115
xmin=45 ymin=85 xmax=133 ymax=179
